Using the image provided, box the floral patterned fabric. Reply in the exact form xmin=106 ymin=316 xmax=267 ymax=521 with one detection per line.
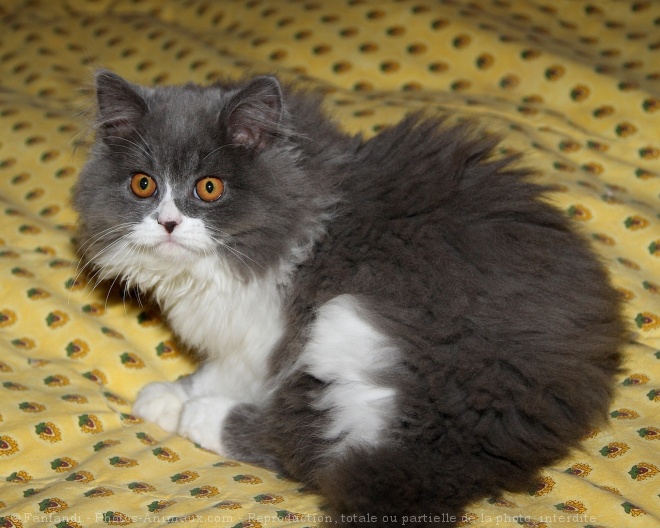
xmin=0 ymin=1 xmax=659 ymax=527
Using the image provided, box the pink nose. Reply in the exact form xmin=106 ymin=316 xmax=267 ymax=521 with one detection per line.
xmin=159 ymin=220 xmax=178 ymax=233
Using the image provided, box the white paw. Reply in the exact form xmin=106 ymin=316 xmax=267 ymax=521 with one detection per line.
xmin=177 ymin=396 xmax=236 ymax=455
xmin=133 ymin=381 xmax=187 ymax=433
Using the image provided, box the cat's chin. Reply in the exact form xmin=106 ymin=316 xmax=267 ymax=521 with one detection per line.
xmin=155 ymin=240 xmax=197 ymax=261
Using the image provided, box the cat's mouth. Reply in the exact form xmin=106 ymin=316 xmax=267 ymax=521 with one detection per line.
xmin=156 ymin=236 xmax=193 ymax=257
xmin=153 ymin=232 xmax=216 ymax=262
xmin=126 ymin=220 xmax=215 ymax=261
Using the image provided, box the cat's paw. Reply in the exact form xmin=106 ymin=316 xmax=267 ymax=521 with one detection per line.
xmin=133 ymin=381 xmax=187 ymax=433
xmin=177 ymin=396 xmax=236 ymax=455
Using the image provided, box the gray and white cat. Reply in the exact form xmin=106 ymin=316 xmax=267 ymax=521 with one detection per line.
xmin=74 ymin=70 xmax=626 ymax=527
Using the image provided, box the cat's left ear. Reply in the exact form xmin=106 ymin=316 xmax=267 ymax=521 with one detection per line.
xmin=94 ymin=69 xmax=149 ymax=137
xmin=224 ymin=76 xmax=283 ymax=152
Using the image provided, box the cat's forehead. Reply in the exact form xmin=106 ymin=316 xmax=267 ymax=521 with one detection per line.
xmin=137 ymin=85 xmax=233 ymax=165
xmin=147 ymin=86 xmax=227 ymax=129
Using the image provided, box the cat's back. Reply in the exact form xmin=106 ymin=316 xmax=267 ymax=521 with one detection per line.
xmin=309 ymin=116 xmax=544 ymax=299
xmin=289 ymin=115 xmax=625 ymax=481
xmin=302 ymin=115 xmax=624 ymax=357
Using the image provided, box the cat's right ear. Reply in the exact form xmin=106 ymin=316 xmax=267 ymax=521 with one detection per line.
xmin=94 ymin=70 xmax=148 ymax=137
xmin=223 ymin=75 xmax=283 ymax=152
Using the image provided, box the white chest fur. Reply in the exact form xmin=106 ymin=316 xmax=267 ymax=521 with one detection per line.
xmin=88 ymin=200 xmax=287 ymax=403
xmin=154 ymin=257 xmax=286 ymax=402
xmin=129 ymin=254 xmax=286 ymax=452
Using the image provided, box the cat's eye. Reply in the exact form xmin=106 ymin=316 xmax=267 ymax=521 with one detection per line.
xmin=130 ymin=173 xmax=157 ymax=198
xmin=195 ymin=177 xmax=224 ymax=202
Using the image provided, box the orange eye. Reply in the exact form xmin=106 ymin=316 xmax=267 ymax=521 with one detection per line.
xmin=195 ymin=177 xmax=224 ymax=202
xmin=130 ymin=173 xmax=157 ymax=198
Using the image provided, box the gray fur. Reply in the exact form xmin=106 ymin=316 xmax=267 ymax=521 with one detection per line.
xmin=74 ymin=71 xmax=626 ymax=527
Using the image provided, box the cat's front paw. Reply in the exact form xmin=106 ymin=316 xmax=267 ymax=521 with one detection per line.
xmin=133 ymin=381 xmax=187 ymax=433
xmin=177 ymin=396 xmax=236 ymax=455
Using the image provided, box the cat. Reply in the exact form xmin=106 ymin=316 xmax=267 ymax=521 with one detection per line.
xmin=73 ymin=69 xmax=626 ymax=527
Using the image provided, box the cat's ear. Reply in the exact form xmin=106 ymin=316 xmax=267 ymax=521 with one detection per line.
xmin=224 ymin=75 xmax=283 ymax=152
xmin=94 ymin=70 xmax=148 ymax=137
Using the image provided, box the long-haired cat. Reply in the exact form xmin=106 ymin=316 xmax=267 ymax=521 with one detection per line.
xmin=73 ymin=70 xmax=626 ymax=527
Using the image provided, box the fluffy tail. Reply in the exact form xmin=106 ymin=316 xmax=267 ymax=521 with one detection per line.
xmin=315 ymin=445 xmax=475 ymax=528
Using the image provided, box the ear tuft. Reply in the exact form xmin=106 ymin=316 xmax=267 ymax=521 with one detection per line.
xmin=94 ymin=69 xmax=148 ymax=137
xmin=225 ymin=75 xmax=283 ymax=152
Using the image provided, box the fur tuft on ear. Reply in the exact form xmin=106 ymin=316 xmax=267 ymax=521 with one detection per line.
xmin=224 ymin=75 xmax=283 ymax=152
xmin=94 ymin=69 xmax=148 ymax=137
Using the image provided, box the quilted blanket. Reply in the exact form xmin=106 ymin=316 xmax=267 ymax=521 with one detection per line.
xmin=0 ymin=1 xmax=659 ymax=527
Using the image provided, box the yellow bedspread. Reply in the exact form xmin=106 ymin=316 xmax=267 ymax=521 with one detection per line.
xmin=1 ymin=1 xmax=659 ymax=526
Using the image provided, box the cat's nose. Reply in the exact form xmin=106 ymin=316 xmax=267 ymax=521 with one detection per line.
xmin=156 ymin=198 xmax=182 ymax=234
xmin=160 ymin=220 xmax=178 ymax=234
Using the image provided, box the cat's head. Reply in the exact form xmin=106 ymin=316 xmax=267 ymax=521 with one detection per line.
xmin=74 ymin=70 xmax=331 ymax=289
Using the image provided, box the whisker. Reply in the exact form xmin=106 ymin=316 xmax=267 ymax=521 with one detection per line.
xmin=105 ymin=134 xmax=156 ymax=165
xmin=119 ymin=241 xmax=143 ymax=315
xmin=133 ymin=244 xmax=147 ymax=308
xmin=103 ymin=234 xmax=143 ymax=312
xmin=223 ymin=242 xmax=264 ymax=272
xmin=71 ymin=248 xmax=116 ymax=300
xmin=205 ymin=225 xmax=236 ymax=239
xmin=86 ymin=240 xmax=133 ymax=298
xmin=104 ymin=258 xmax=127 ymax=312
xmin=203 ymin=225 xmax=265 ymax=273
xmin=72 ymin=234 xmax=132 ymax=292
xmin=97 ymin=146 xmax=147 ymax=164
xmin=129 ymin=127 xmax=156 ymax=162
xmin=201 ymin=143 xmax=233 ymax=162
xmin=76 ymin=223 xmax=137 ymax=258
xmin=69 ymin=223 xmax=136 ymax=290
